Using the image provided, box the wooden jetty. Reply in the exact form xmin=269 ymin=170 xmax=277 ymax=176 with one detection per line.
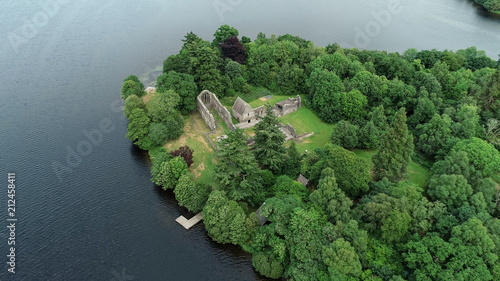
xmin=175 ymin=212 xmax=203 ymax=230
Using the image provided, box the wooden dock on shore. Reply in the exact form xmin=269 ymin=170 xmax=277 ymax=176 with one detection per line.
xmin=175 ymin=212 xmax=203 ymax=230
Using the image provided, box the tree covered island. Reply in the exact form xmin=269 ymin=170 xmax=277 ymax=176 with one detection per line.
xmin=121 ymin=25 xmax=500 ymax=280
xmin=475 ymin=0 xmax=500 ymax=13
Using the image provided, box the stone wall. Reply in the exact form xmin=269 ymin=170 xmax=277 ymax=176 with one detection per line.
xmin=280 ymin=123 xmax=298 ymax=141
xmin=197 ymin=90 xmax=235 ymax=131
xmin=197 ymin=93 xmax=216 ymax=131
xmin=253 ymin=105 xmax=266 ymax=117
xmin=273 ymin=95 xmax=302 ymax=117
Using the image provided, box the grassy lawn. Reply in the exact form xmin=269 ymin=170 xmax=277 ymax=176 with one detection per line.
xmin=278 ymin=106 xmax=335 ymax=152
xmin=248 ymin=95 xmax=290 ymax=108
xmin=353 ymin=149 xmax=430 ymax=187
xmin=162 ymin=112 xmax=217 ymax=185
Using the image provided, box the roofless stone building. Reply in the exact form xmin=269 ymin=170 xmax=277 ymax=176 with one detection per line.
xmin=232 ymin=95 xmax=302 ymax=123
xmin=197 ymin=91 xmax=302 ymax=141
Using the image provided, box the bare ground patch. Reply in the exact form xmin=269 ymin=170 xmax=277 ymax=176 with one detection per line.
xmin=142 ymin=92 xmax=154 ymax=104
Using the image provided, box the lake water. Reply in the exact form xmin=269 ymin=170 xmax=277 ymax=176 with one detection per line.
xmin=0 ymin=0 xmax=498 ymax=280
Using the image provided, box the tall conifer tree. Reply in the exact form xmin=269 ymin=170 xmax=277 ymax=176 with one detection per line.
xmin=373 ymin=107 xmax=414 ymax=181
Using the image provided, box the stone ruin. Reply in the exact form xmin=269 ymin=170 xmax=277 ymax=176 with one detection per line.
xmin=197 ymin=90 xmax=235 ymax=132
xmin=232 ymin=95 xmax=302 ymax=124
xmin=280 ymin=123 xmax=298 ymax=141
xmin=272 ymin=95 xmax=302 ymax=117
xmin=197 ymin=91 xmax=302 ymax=144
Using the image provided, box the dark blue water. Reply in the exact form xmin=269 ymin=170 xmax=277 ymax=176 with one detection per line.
xmin=0 ymin=0 xmax=498 ymax=280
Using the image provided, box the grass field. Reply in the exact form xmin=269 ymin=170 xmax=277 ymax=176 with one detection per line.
xmin=162 ymin=112 xmax=217 ymax=185
xmin=248 ymin=95 xmax=290 ymax=108
xmin=353 ymin=149 xmax=430 ymax=187
xmin=278 ymin=106 xmax=335 ymax=152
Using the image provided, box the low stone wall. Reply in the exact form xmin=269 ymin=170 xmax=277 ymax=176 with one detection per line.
xmin=280 ymin=123 xmax=298 ymax=141
xmin=283 ymin=124 xmax=298 ymax=139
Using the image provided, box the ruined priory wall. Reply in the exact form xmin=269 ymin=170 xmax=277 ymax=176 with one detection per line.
xmin=197 ymin=93 xmax=216 ymax=131
xmin=199 ymin=90 xmax=235 ymax=131
xmin=209 ymin=91 xmax=236 ymax=131
xmin=282 ymin=123 xmax=298 ymax=139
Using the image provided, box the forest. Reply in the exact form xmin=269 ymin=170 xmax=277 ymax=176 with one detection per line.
xmin=121 ymin=25 xmax=500 ymax=280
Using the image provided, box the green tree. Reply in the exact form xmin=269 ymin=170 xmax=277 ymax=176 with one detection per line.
xmin=126 ymin=108 xmax=151 ymax=149
xmin=146 ymin=90 xmax=180 ymax=123
xmin=416 ymin=114 xmax=455 ymax=159
xmin=479 ymin=69 xmax=500 ymax=115
xmin=151 ymin=156 xmax=188 ymax=190
xmin=381 ymin=79 xmax=416 ymax=115
xmin=331 ymin=90 xmax=368 ymax=122
xmin=431 ymin=150 xmax=483 ymax=186
xmin=224 ymin=59 xmax=243 ymax=79
xmin=373 ymin=108 xmax=414 ymax=182
xmin=121 ymin=80 xmax=145 ymax=100
xmin=148 ymin=122 xmax=170 ymax=146
xmin=150 ymin=150 xmax=172 ymax=184
xmin=203 ymin=191 xmax=248 ymax=245
xmin=322 ymin=238 xmax=363 ymax=279
xmin=308 ymin=69 xmax=345 ymax=122
xmin=281 ymin=141 xmax=301 ymax=178
xmin=123 ymin=75 xmax=145 ymax=90
xmin=285 ymin=207 xmax=329 ymax=280
xmin=174 ymin=173 xmax=211 ymax=212
xmin=331 ymin=120 xmax=359 ymax=149
xmin=450 ymin=217 xmax=498 ymax=278
xmin=403 ymin=233 xmax=456 ymax=280
xmin=381 ymin=210 xmax=412 ymax=243
xmin=408 ymin=97 xmax=437 ymax=129
xmin=412 ymin=71 xmax=442 ymax=97
xmin=186 ymin=43 xmax=224 ymax=94
xmin=427 ymin=174 xmax=473 ymax=210
xmin=333 ymin=220 xmax=369 ymax=263
xmin=359 ymin=121 xmax=380 ymax=149
xmin=156 ymin=71 xmax=198 ymax=114
xmin=325 ymin=145 xmax=370 ymax=197
xmin=271 ymin=175 xmax=308 ymax=201
xmin=260 ymin=195 xmax=303 ymax=236
xmin=309 ymin=168 xmax=353 ymax=223
xmin=163 ymin=53 xmax=189 ymax=74
xmin=212 ymin=24 xmax=239 ymax=48
xmin=349 ymin=70 xmax=386 ymax=105
xmin=252 ymin=251 xmax=284 ymax=279
xmin=277 ymin=62 xmax=304 ymax=95
xmin=451 ymin=137 xmax=500 ymax=177
xmin=452 ymin=105 xmax=482 ymax=139
xmin=253 ymin=106 xmax=286 ymax=173
xmin=123 ymin=94 xmax=146 ymax=119
xmin=377 ymin=53 xmax=413 ymax=82
xmin=370 ymin=105 xmax=389 ymax=132
xmin=216 ymin=128 xmax=261 ymax=201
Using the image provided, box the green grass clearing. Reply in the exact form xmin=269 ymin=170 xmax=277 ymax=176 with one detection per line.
xmin=278 ymin=105 xmax=335 ymax=153
xmin=353 ymin=149 xmax=430 ymax=187
xmin=163 ymin=112 xmax=218 ymax=185
xmin=248 ymin=95 xmax=290 ymax=108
